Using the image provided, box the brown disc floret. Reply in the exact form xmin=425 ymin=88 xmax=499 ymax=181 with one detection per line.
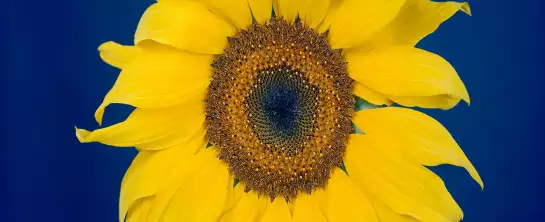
xmin=206 ymin=17 xmax=354 ymax=199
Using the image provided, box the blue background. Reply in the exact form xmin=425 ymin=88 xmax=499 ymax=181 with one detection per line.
xmin=1 ymin=0 xmax=544 ymax=221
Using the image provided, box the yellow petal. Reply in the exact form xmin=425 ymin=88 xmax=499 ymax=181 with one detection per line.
xmin=119 ymin=139 xmax=205 ymax=222
xmin=353 ymin=0 xmax=471 ymax=51
xmin=135 ymin=1 xmax=235 ymax=54
xmin=315 ymin=0 xmax=342 ymax=33
xmin=328 ymin=0 xmax=405 ymax=48
xmin=220 ymin=191 xmax=269 ymax=222
xmin=75 ymin=98 xmax=206 ymax=150
xmin=273 ymin=0 xmax=297 ymax=22
xmin=248 ymin=0 xmax=273 ymax=24
xmin=353 ymin=82 xmax=392 ymax=106
xmin=161 ymin=148 xmax=231 ymax=222
xmin=274 ymin=0 xmax=330 ymax=28
xmin=345 ymin=134 xmax=466 ymax=221
xmin=260 ymin=197 xmax=293 ymax=222
xmin=371 ymin=200 xmax=419 ymax=222
xmin=352 ymin=107 xmax=483 ymax=188
xmin=203 ymin=0 xmax=253 ymax=29
xmin=320 ymin=168 xmax=378 ymax=222
xmin=221 ymin=181 xmax=247 ymax=217
xmin=346 ymin=46 xmax=470 ymax=109
xmin=390 ymin=94 xmax=462 ymax=110
xmin=125 ymin=197 xmax=155 ymax=222
xmin=146 ymin=148 xmax=222 ymax=221
xmin=300 ymin=0 xmax=331 ymax=29
xmin=292 ymin=193 xmax=327 ymax=222
xmin=98 ymin=41 xmax=142 ymax=69
xmin=94 ymin=41 xmax=212 ymax=125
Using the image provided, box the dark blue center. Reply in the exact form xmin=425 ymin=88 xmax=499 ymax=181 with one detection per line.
xmin=246 ymin=68 xmax=318 ymax=152
xmin=262 ymin=85 xmax=298 ymax=133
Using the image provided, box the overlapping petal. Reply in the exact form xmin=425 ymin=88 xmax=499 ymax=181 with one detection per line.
xmin=348 ymin=0 xmax=471 ymax=52
xmin=345 ymin=134 xmax=468 ymax=221
xmin=315 ymin=0 xmax=342 ymax=33
xmin=248 ymin=0 xmax=274 ymax=24
xmin=94 ymin=41 xmax=211 ymax=125
xmin=274 ymin=0 xmax=330 ymax=28
xmin=371 ymin=201 xmax=420 ymax=222
xmin=353 ymin=82 xmax=392 ymax=106
xmin=319 ymin=168 xmax=378 ymax=222
xmin=144 ymin=148 xmax=228 ymax=221
xmin=135 ymin=1 xmax=235 ymax=54
xmin=327 ymin=0 xmax=406 ymax=48
xmin=352 ymin=107 xmax=483 ymax=187
xmin=219 ymin=190 xmax=269 ymax=222
xmin=292 ymin=193 xmax=327 ymax=222
xmin=273 ymin=0 xmax=297 ymax=22
xmin=98 ymin=41 xmax=142 ymax=69
xmin=201 ymin=0 xmax=253 ymax=29
xmin=260 ymin=197 xmax=293 ymax=222
xmin=390 ymin=94 xmax=462 ymax=109
xmin=125 ymin=197 xmax=155 ymax=222
xmin=75 ymin=97 xmax=206 ymax=150
xmin=346 ymin=46 xmax=470 ymax=109
xmin=219 ymin=182 xmax=247 ymax=218
xmin=119 ymin=138 xmax=206 ymax=222
xmin=161 ymin=148 xmax=231 ymax=221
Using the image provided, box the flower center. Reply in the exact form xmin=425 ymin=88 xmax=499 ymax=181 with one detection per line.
xmin=247 ymin=68 xmax=319 ymax=155
xmin=206 ymin=17 xmax=354 ymax=199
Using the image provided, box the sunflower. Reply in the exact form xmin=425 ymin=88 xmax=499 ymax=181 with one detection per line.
xmin=76 ymin=0 xmax=483 ymax=221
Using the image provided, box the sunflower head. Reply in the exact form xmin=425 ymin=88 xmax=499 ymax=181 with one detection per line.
xmin=207 ymin=17 xmax=354 ymax=199
xmin=76 ymin=0 xmax=482 ymax=221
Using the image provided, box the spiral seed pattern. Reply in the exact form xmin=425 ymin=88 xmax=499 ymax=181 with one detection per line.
xmin=206 ymin=17 xmax=354 ymax=199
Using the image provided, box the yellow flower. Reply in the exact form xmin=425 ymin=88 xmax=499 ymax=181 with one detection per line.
xmin=76 ymin=0 xmax=483 ymax=221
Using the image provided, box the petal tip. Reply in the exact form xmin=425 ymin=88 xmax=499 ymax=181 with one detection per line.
xmin=475 ymin=174 xmax=484 ymax=190
xmin=98 ymin=41 xmax=118 ymax=52
xmin=466 ymin=165 xmax=484 ymax=190
xmin=462 ymin=92 xmax=471 ymax=106
xmin=458 ymin=83 xmax=471 ymax=106
xmin=461 ymin=3 xmax=472 ymax=16
xmin=477 ymin=180 xmax=484 ymax=190
xmin=75 ymin=126 xmax=91 ymax=143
